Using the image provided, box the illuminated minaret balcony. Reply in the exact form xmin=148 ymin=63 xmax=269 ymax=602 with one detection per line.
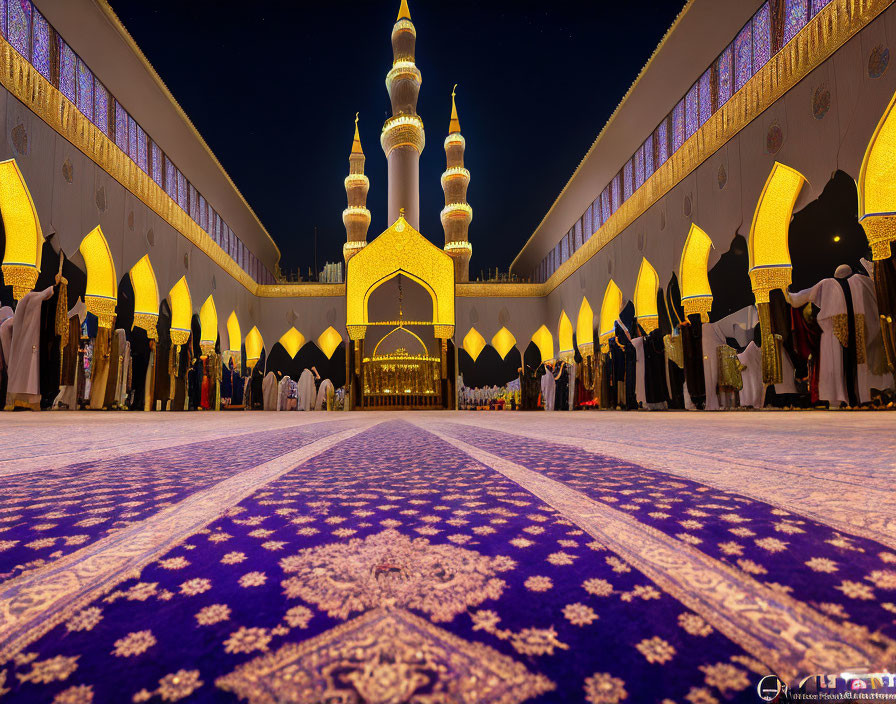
xmin=441 ymin=86 xmax=472 ymax=282
xmin=382 ymin=0 xmax=424 ymax=229
xmin=343 ymin=114 xmax=370 ymax=263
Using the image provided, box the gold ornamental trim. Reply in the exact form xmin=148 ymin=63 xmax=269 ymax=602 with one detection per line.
xmin=456 ymin=282 xmax=543 ymax=298
xmin=347 ymin=324 xmax=367 ymax=341
xmin=434 ymin=324 xmax=454 ymax=339
xmin=682 ymin=294 xmax=713 ymax=321
xmin=861 ymin=213 xmax=896 ymax=261
xmin=517 ymin=0 xmax=892 ymax=291
xmin=0 ymin=263 xmax=38 ymax=300
xmin=381 ymin=116 xmax=425 ymax=156
xmin=85 ymin=294 xmax=116 ymax=329
xmin=749 ymin=266 xmax=792 ymax=305
xmin=170 ymin=328 xmax=190 ymax=346
xmin=256 ymin=283 xmax=345 ymax=298
xmin=200 ymin=341 xmax=215 ymax=355
xmin=637 ymin=316 xmax=659 ymax=334
xmin=132 ymin=312 xmax=158 ymax=340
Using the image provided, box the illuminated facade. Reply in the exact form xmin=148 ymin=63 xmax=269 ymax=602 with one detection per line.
xmin=343 ymin=115 xmax=370 ymax=264
xmin=441 ymin=87 xmax=473 ymax=282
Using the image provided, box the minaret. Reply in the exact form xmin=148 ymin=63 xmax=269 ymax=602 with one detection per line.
xmin=343 ymin=113 xmax=370 ymax=263
xmin=441 ymin=85 xmax=472 ymax=282
xmin=381 ymin=0 xmax=424 ymax=229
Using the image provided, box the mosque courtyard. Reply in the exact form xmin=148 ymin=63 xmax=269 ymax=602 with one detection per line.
xmin=0 ymin=411 xmax=892 ymax=702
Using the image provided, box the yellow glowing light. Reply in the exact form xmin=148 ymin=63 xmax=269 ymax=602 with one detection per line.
xmin=346 ymin=215 xmax=455 ymax=340
xmin=558 ymin=311 xmax=574 ymax=357
xmin=129 ymin=255 xmax=159 ymax=336
xmin=531 ymin=325 xmax=554 ymax=363
xmin=833 ymin=235 xmax=841 ymax=243
xmin=463 ymin=327 xmax=487 ymax=362
xmin=444 ymin=241 xmax=472 ymax=252
xmin=317 ymin=326 xmax=343 ymax=358
xmin=859 ymin=88 xmax=896 ymax=218
xmin=748 ymin=162 xmax=807 ymax=302
xmin=80 ymin=225 xmax=117 ymax=327
xmin=168 ymin=276 xmax=192 ymax=345
xmin=397 ymin=0 xmax=411 ymax=21
xmin=199 ymin=295 xmax=218 ymax=350
xmin=0 ymin=159 xmax=43 ymax=299
xmin=634 ymin=258 xmax=659 ymax=327
xmin=245 ymin=326 xmax=264 ymax=367
xmin=226 ymin=311 xmax=241 ymax=353
xmin=599 ymin=280 xmax=623 ymax=343
xmin=440 ymin=203 xmax=473 ymax=219
xmin=679 ymin=223 xmax=714 ymax=319
xmin=576 ymin=297 xmax=594 ymax=349
xmin=279 ymin=327 xmax=305 ymax=359
xmin=491 ymin=327 xmax=517 ymax=359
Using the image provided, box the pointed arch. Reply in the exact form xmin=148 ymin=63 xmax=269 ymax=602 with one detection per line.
xmin=0 ymin=159 xmax=43 ymax=299
xmin=748 ymin=162 xmax=807 ymax=302
xmin=491 ymin=327 xmax=517 ymax=360
xmin=245 ymin=326 xmax=264 ymax=368
xmin=679 ymin=224 xmax=714 ymax=320
xmin=599 ymin=279 xmax=623 ymax=345
xmin=576 ymin=297 xmax=594 ymax=351
xmin=557 ymin=311 xmax=574 ymax=360
xmin=129 ymin=255 xmax=159 ymax=337
xmin=80 ymin=225 xmax=117 ymax=328
xmin=462 ymin=327 xmax=486 ymax=362
xmin=634 ymin=258 xmax=659 ymax=332
xmin=317 ymin=326 xmax=343 ymax=359
xmin=199 ymin=295 xmax=218 ymax=353
xmin=531 ymin=324 xmax=554 ymax=363
xmin=226 ymin=312 xmax=242 ymax=353
xmin=279 ymin=327 xmax=305 ymax=359
xmin=858 ymin=88 xmax=896 ymax=259
xmin=168 ymin=276 xmax=192 ymax=346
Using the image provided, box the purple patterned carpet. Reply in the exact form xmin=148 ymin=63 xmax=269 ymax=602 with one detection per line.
xmin=0 ymin=415 xmax=891 ymax=703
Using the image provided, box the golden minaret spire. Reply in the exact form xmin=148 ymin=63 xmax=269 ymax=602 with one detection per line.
xmin=442 ymin=85 xmax=472 ymax=281
xmin=382 ymin=0 xmax=424 ymax=229
xmin=343 ymin=113 xmax=370 ymax=263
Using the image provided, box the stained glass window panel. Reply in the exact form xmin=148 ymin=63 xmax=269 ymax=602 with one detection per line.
xmin=574 ymin=221 xmax=583 ymax=251
xmin=601 ymin=188 xmax=611 ymax=224
xmin=199 ymin=196 xmax=208 ymax=231
xmin=1 ymin=0 xmax=7 ymax=38
xmin=583 ymin=205 xmax=593 ymax=240
xmin=783 ymin=0 xmax=808 ymax=44
xmin=656 ymin=120 xmax=669 ymax=165
xmin=811 ymin=0 xmax=832 ymax=14
xmin=189 ymin=184 xmax=199 ymax=222
xmin=685 ymin=84 xmax=698 ymax=138
xmin=76 ymin=60 xmax=93 ymax=120
xmin=560 ymin=237 xmax=568 ymax=265
xmin=150 ymin=142 xmax=162 ymax=186
xmin=592 ymin=197 xmax=602 ymax=229
xmin=165 ymin=157 xmax=176 ymax=199
xmin=623 ymin=160 xmax=633 ymax=201
xmin=734 ymin=24 xmax=752 ymax=91
xmin=213 ymin=212 xmax=220 ymax=245
xmin=128 ymin=116 xmax=138 ymax=161
xmin=58 ymin=39 xmax=77 ymax=103
xmin=176 ymin=170 xmax=187 ymax=211
xmin=30 ymin=9 xmax=49 ymax=79
xmin=8 ymin=0 xmax=30 ymax=59
xmin=611 ymin=174 xmax=621 ymax=212
xmin=752 ymin=3 xmax=771 ymax=74
xmin=114 ymin=102 xmax=128 ymax=152
xmin=698 ymin=69 xmax=712 ymax=126
xmin=644 ymin=136 xmax=655 ymax=180
xmin=634 ymin=146 xmax=645 ymax=190
xmin=135 ymin=125 xmax=147 ymax=172
xmin=718 ymin=45 xmax=733 ymax=106
xmin=672 ymin=100 xmax=685 ymax=152
xmin=93 ymin=81 xmax=108 ymax=134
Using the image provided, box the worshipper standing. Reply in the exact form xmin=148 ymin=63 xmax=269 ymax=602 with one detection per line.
xmin=679 ymin=314 xmax=706 ymax=409
xmin=277 ymin=374 xmax=291 ymax=411
xmin=789 ymin=264 xmax=891 ymax=406
xmin=631 ymin=327 xmax=647 ymax=409
xmin=642 ymin=327 xmax=669 ymax=410
xmin=316 ymin=377 xmax=334 ymax=410
xmin=615 ymin=323 xmax=638 ymax=410
xmin=262 ymin=370 xmax=278 ymax=411
xmin=790 ymin=303 xmax=823 ymax=405
xmin=5 ymin=286 xmax=55 ymax=410
xmin=297 ymin=368 xmax=317 ymax=411
xmin=38 ymin=262 xmax=67 ymax=409
xmin=540 ymin=360 xmax=556 ymax=411
xmin=554 ymin=360 xmax=569 ymax=411
xmin=608 ymin=332 xmax=626 ymax=408
xmin=738 ymin=340 xmax=764 ymax=408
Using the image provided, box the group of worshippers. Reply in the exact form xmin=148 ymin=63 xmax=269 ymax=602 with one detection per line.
xmin=458 ymin=377 xmax=521 ymax=410
xmin=259 ymin=367 xmax=336 ymax=411
xmin=518 ymin=260 xmax=893 ymax=411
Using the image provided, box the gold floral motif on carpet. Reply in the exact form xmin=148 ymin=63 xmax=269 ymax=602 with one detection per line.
xmin=279 ymin=529 xmax=513 ymax=621
xmin=216 ymin=607 xmax=553 ymax=704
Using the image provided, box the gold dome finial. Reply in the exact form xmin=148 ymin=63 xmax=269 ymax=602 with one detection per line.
xmin=397 ymin=0 xmax=411 ymax=21
xmin=351 ymin=112 xmax=363 ymax=155
xmin=449 ymin=84 xmax=461 ymax=134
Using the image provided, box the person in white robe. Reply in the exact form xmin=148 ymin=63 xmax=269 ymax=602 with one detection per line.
xmin=297 ymin=368 xmax=316 ymax=411
xmin=262 ymin=371 xmax=278 ymax=411
xmin=315 ymin=378 xmax=334 ymax=410
xmin=277 ymin=375 xmax=291 ymax=411
xmin=790 ymin=265 xmax=891 ymax=406
xmin=5 ymin=286 xmax=55 ymax=410
xmin=540 ymin=362 xmax=556 ymax=411
xmin=631 ymin=336 xmax=647 ymax=409
xmin=738 ymin=341 xmax=764 ymax=408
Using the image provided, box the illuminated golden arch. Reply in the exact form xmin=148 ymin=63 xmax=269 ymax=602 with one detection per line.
xmin=279 ymin=327 xmax=305 ymax=359
xmin=372 ymin=325 xmax=429 ymax=358
xmin=634 ymin=258 xmax=659 ymax=332
xmin=129 ymin=255 xmax=159 ymax=339
xmin=531 ymin=324 xmax=554 ymax=363
xmin=599 ymin=279 xmax=623 ymax=345
xmin=576 ymin=297 xmax=594 ymax=352
xmin=858 ymin=89 xmax=896 ymax=259
xmin=168 ymin=276 xmax=192 ymax=346
xmin=226 ymin=312 xmax=242 ymax=353
xmin=748 ymin=162 xmax=807 ymax=303
xmin=491 ymin=327 xmax=517 ymax=359
xmin=0 ymin=159 xmax=43 ymax=299
xmin=245 ymin=326 xmax=264 ymax=368
xmin=346 ymin=215 xmax=455 ymax=340
xmin=462 ymin=327 xmax=486 ymax=362
xmin=557 ymin=311 xmax=574 ymax=361
xmin=679 ymin=224 xmax=714 ymax=321
xmin=79 ymin=225 xmax=117 ymax=328
xmin=317 ymin=326 xmax=343 ymax=358
xmin=199 ymin=295 xmax=218 ymax=354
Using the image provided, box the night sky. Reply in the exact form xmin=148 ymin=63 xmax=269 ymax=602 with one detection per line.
xmin=107 ymin=1 xmax=684 ymax=279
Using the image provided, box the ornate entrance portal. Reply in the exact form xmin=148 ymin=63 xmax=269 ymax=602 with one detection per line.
xmin=344 ymin=216 xmax=456 ymax=410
